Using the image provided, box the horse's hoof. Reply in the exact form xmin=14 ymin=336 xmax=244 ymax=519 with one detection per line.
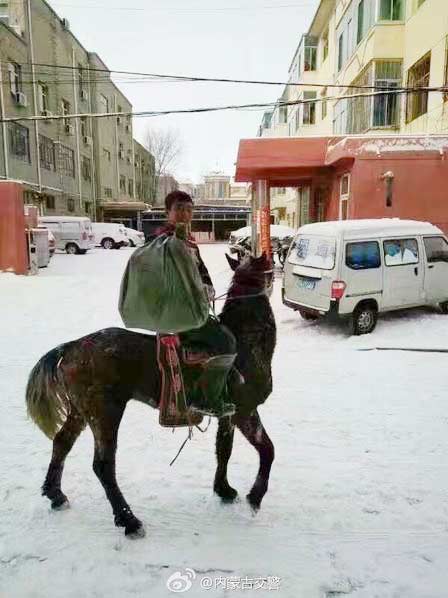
xmin=214 ymin=485 xmax=238 ymax=503
xmin=246 ymin=493 xmax=261 ymax=513
xmin=125 ymin=520 xmax=145 ymax=539
xmin=51 ymin=496 xmax=70 ymax=510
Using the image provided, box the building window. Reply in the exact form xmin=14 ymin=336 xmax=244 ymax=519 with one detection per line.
xmin=78 ymin=65 xmax=84 ymax=97
xmin=103 ymin=148 xmax=111 ymax=161
xmin=81 ymin=116 xmax=90 ymax=137
xmin=294 ymin=108 xmax=300 ymax=131
xmin=37 ymin=82 xmax=49 ymax=115
xmin=62 ymin=99 xmax=71 ymax=126
xmin=58 ymin=144 xmax=75 ymax=178
xmin=104 ymin=187 xmax=113 ymax=198
xmin=373 ymin=61 xmax=402 ymax=127
xmin=99 ymin=94 xmax=109 ymax=113
xmin=67 ymin=198 xmax=75 ymax=212
xmin=406 ymin=53 xmax=431 ymax=122
xmin=39 ymin=135 xmax=55 ymax=170
xmin=136 ymin=181 xmax=142 ymax=198
xmin=335 ymin=61 xmax=401 ymax=134
xmin=302 ymin=91 xmax=317 ymax=125
xmin=45 ymin=195 xmax=55 ymax=210
xmin=8 ymin=62 xmax=22 ymax=96
xmin=322 ymin=29 xmax=329 ymax=62
xmin=379 ymin=0 xmax=403 ymax=20
xmin=321 ymin=89 xmax=328 ymax=119
xmin=0 ymin=2 xmax=8 ymax=18
xmin=278 ymin=105 xmax=288 ymax=124
xmin=8 ymin=122 xmax=30 ymax=162
xmin=340 ymin=174 xmax=350 ymax=220
xmin=303 ymin=36 xmax=317 ymax=71
xmin=357 ymin=0 xmax=365 ymax=44
xmin=84 ymin=201 xmax=91 ymax=214
xmin=338 ymin=33 xmax=344 ymax=72
xmin=81 ymin=156 xmax=91 ymax=181
xmin=119 ymin=142 xmax=124 ymax=159
xmin=128 ymin=178 xmax=134 ymax=196
xmin=120 ymin=175 xmax=126 ymax=193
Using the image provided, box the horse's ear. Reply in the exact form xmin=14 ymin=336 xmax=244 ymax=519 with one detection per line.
xmin=225 ymin=254 xmax=240 ymax=271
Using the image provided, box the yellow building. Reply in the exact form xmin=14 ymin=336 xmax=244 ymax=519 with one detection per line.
xmin=261 ymin=0 xmax=448 ymax=226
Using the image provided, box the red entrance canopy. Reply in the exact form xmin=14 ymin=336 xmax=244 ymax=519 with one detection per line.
xmin=235 ymin=136 xmax=330 ymax=183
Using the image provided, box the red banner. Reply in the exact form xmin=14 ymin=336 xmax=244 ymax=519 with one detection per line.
xmin=259 ymin=206 xmax=271 ymax=257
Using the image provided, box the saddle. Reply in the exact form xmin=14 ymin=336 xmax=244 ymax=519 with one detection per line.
xmin=157 ymin=335 xmax=237 ymax=428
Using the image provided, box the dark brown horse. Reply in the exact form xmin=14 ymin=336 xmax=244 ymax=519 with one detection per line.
xmin=26 ymin=253 xmax=277 ymax=538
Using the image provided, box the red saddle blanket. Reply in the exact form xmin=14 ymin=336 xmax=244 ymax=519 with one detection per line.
xmin=157 ymin=334 xmax=206 ymax=428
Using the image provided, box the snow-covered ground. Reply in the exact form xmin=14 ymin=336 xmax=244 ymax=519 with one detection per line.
xmin=1 ymin=245 xmax=447 ymax=598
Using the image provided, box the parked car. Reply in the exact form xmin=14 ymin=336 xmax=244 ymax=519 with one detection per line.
xmin=229 ymin=224 xmax=296 ymax=262
xmin=282 ymin=219 xmax=448 ymax=335
xmin=91 ymin=222 xmax=129 ymax=249
xmin=124 ymin=227 xmax=145 ymax=248
xmin=38 ymin=216 xmax=95 ymax=255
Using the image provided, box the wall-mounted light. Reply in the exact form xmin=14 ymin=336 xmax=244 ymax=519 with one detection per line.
xmin=380 ymin=171 xmax=394 ymax=208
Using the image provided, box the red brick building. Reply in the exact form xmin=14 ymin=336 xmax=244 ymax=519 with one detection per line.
xmin=235 ymin=135 xmax=448 ymax=235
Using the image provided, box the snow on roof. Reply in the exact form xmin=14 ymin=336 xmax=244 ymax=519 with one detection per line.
xmin=297 ymin=219 xmax=442 ymax=238
xmin=231 ymin=224 xmax=296 ymax=238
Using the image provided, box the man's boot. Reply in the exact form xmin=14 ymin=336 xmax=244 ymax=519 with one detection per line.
xmin=190 ymin=354 xmax=237 ymax=418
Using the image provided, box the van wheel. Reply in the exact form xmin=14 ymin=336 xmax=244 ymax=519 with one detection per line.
xmin=351 ymin=303 xmax=378 ymax=335
xmin=298 ymin=308 xmax=318 ymax=321
xmin=102 ymin=238 xmax=115 ymax=249
xmin=439 ymin=301 xmax=448 ymax=314
xmin=66 ymin=243 xmax=79 ymax=255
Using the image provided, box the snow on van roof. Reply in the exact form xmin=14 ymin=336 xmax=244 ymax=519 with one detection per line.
xmin=297 ymin=219 xmax=442 ymax=238
xmin=39 ymin=216 xmax=92 ymax=222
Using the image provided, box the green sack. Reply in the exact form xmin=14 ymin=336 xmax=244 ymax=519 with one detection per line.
xmin=119 ymin=233 xmax=209 ymax=334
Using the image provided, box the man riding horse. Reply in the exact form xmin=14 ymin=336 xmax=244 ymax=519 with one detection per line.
xmin=147 ymin=190 xmax=240 ymax=419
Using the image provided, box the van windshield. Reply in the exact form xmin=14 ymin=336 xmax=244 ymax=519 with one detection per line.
xmin=288 ymin=235 xmax=336 ymax=270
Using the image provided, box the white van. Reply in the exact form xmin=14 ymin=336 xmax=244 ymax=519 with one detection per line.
xmin=282 ymin=219 xmax=448 ymax=335
xmin=38 ymin=216 xmax=95 ymax=255
xmin=91 ymin=222 xmax=129 ymax=249
xmin=124 ymin=227 xmax=145 ymax=248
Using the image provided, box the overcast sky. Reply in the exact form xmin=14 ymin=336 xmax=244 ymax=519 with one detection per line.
xmin=51 ymin=0 xmax=318 ymax=182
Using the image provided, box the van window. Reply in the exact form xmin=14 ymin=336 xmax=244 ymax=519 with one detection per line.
xmin=63 ymin=222 xmax=80 ymax=234
xmin=346 ymin=241 xmax=381 ymax=270
xmin=384 ymin=239 xmax=419 ymax=266
xmin=423 ymin=237 xmax=448 ymax=263
xmin=289 ymin=235 xmax=336 ymax=270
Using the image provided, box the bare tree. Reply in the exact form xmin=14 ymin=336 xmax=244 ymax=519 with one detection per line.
xmin=145 ymin=127 xmax=182 ymax=206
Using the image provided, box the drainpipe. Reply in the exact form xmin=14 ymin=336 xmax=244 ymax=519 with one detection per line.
xmin=72 ymin=48 xmax=82 ymax=212
xmin=0 ymin=61 xmax=10 ymax=179
xmin=114 ymin=93 xmax=120 ymax=203
xmin=86 ymin=61 xmax=97 ymax=221
xmin=27 ymin=0 xmax=42 ymax=205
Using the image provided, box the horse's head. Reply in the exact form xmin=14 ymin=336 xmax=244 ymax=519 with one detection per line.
xmin=225 ymin=252 xmax=274 ymax=296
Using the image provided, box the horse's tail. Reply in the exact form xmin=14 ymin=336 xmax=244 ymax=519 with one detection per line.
xmin=26 ymin=343 xmax=74 ymax=440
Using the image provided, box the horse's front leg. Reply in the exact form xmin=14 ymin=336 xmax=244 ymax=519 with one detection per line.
xmin=235 ymin=410 xmax=275 ymax=511
xmin=214 ymin=416 xmax=238 ymax=502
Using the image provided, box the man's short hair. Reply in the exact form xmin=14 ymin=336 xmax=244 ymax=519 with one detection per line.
xmin=165 ymin=190 xmax=193 ymax=211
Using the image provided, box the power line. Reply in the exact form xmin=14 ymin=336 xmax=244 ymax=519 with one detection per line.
xmin=10 ymin=61 xmax=419 ymax=91
xmin=6 ymin=1 xmax=315 ymax=11
xmin=2 ymin=87 xmax=447 ymax=124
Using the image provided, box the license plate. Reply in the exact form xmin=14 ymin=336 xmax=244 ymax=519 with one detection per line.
xmin=298 ymin=277 xmax=316 ymax=290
